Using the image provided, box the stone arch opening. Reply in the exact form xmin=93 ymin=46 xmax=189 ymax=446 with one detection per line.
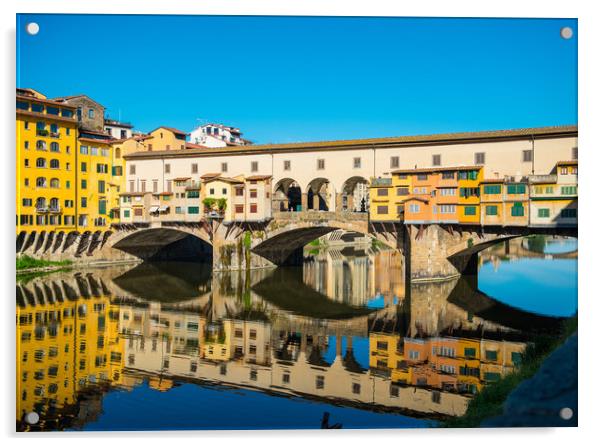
xmin=112 ymin=227 xmax=213 ymax=263
xmin=307 ymin=178 xmax=331 ymax=211
xmin=273 ymin=178 xmax=302 ymax=212
xmin=340 ymin=176 xmax=369 ymax=213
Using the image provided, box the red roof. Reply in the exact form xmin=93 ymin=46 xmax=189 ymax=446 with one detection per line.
xmin=185 ymin=142 xmax=207 ymax=149
xmin=150 ymin=126 xmax=188 ymax=136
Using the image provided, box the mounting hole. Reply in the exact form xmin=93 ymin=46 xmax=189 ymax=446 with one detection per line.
xmin=24 ymin=411 xmax=39 ymax=425
xmin=559 ymin=407 xmax=573 ymax=420
xmin=560 ymin=27 xmax=573 ymax=40
xmin=26 ymin=22 xmax=40 ymax=35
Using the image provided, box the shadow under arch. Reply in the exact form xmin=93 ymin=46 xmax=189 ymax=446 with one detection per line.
xmin=112 ymin=227 xmax=213 ymax=263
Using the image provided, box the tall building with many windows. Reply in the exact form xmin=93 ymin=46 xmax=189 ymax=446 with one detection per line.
xmin=16 ymin=88 xmax=79 ymax=234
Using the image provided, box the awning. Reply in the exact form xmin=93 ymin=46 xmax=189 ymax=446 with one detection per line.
xmin=149 ymin=206 xmax=160 ymax=213
xmin=158 ymin=206 xmax=169 ymax=212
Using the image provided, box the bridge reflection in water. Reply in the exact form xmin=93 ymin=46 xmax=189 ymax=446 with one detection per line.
xmin=16 ymin=238 xmax=573 ymax=431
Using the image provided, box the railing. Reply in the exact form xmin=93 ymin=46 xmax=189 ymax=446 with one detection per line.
xmin=36 ymin=129 xmax=49 ymax=137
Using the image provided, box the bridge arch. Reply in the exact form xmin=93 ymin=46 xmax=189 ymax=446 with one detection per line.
xmin=111 ymin=227 xmax=213 ymax=262
xmin=307 ymin=177 xmax=332 ymax=211
xmin=273 ymin=177 xmax=302 ymax=212
xmin=339 ymin=176 xmax=369 ymax=213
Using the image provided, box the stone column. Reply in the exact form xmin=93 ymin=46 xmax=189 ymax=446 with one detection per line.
xmin=301 ymin=193 xmax=308 ymax=211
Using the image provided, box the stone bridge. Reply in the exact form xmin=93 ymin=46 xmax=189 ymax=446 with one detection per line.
xmin=17 ymin=211 xmax=577 ymax=282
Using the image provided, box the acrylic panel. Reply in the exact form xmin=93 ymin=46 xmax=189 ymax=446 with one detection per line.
xmin=16 ymin=14 xmax=578 ymax=431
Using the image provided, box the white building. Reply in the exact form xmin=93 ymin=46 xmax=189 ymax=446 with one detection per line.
xmin=189 ymin=123 xmax=251 ymax=148
xmin=105 ymin=118 xmax=134 ymax=140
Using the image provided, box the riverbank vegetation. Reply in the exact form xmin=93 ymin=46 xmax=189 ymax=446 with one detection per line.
xmin=441 ymin=315 xmax=577 ymax=428
xmin=16 ymin=255 xmax=72 ymax=271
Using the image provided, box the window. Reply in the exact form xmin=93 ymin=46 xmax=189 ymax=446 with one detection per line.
xmin=81 ymin=162 xmax=87 ymax=172
xmin=152 ymin=180 xmax=158 ymax=193
xmin=511 ymin=202 xmax=524 ymax=217
xmin=188 ymin=206 xmax=200 ymax=214
xmin=134 ymin=208 xmax=143 ymax=217
xmin=377 ymin=205 xmax=388 ymax=215
xmin=439 ymin=204 xmax=456 ymax=214
xmin=316 ymin=376 xmax=325 ymax=389
xmin=165 ymin=163 xmax=171 ymax=174
xmin=464 ymin=206 xmax=477 ymax=216
xmin=91 ymin=147 xmax=98 ymax=156
xmin=317 ymin=159 xmax=325 ymax=170
xmin=50 ymin=142 xmax=59 ymax=152
xmin=250 ymin=189 xmax=258 ymax=198
xmin=511 ymin=352 xmax=523 ymax=366
xmin=221 ymin=188 xmax=227 ymax=195
xmin=408 ymin=350 xmax=419 ymax=360
xmin=98 ymin=180 xmax=106 ymax=193
xmin=572 ymin=147 xmax=578 ymax=160
xmin=140 ymin=180 xmax=146 ymax=192
xmin=81 ymin=197 xmax=87 ymax=208
xmin=36 ymin=177 xmax=47 ymax=187
xmin=474 ymin=152 xmax=485 ymax=164
xmin=538 ymin=208 xmax=550 ymax=218
xmin=96 ymin=163 xmax=108 ymax=174
xmin=561 ymin=208 xmax=577 ymax=218
xmin=221 ymin=162 xmax=228 ymax=172
xmin=464 ymin=347 xmax=477 ymax=358
xmin=561 ymin=186 xmax=577 ymax=195
xmin=48 ymin=159 xmax=59 ymax=169
xmin=250 ymin=203 xmax=258 ymax=213
xmin=522 ymin=150 xmax=533 ymax=162
xmin=483 ymin=184 xmax=501 ymax=194
xmin=36 ymin=140 xmax=47 ymax=151
xmin=507 ymin=184 xmax=526 ymax=194
xmin=251 ymin=161 xmax=258 ymax=172
xmin=353 ymin=157 xmax=361 ymax=168
xmin=50 ymin=178 xmax=59 ymax=189
xmin=377 ymin=188 xmax=388 ymax=196
xmin=88 ymin=108 xmax=95 ymax=118
xmin=417 ymin=173 xmax=427 ymax=181
xmin=441 ymin=171 xmax=455 ymax=180
xmin=284 ymin=160 xmax=291 ymax=170
xmin=352 ymin=383 xmax=361 ymax=394
xmin=409 ymin=204 xmax=420 ymax=213
xmin=22 ymin=198 xmax=32 ymax=207
xmin=485 ymin=205 xmax=498 ymax=216
xmin=191 ymin=163 xmax=198 ymax=174
xmin=390 ymin=156 xmax=399 ymax=168
xmin=432 ymin=154 xmax=441 ymax=166
xmin=98 ymin=200 xmax=107 ymax=215
xmin=36 ymin=157 xmax=46 ymax=168
xmin=439 ymin=188 xmax=456 ymax=196
xmin=235 ymin=204 xmax=244 ymax=213
xmin=81 ymin=179 xmax=87 ymax=189
xmin=397 ymin=187 xmax=409 ymax=196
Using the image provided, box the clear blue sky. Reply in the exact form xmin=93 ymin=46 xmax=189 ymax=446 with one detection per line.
xmin=16 ymin=14 xmax=577 ymax=144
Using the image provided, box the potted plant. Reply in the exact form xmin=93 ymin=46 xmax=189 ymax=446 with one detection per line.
xmin=216 ymin=198 xmax=227 ymax=215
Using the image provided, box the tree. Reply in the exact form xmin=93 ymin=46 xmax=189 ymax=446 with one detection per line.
xmin=217 ymin=198 xmax=227 ymax=213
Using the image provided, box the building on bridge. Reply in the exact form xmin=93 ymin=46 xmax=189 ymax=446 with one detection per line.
xmin=189 ymin=123 xmax=251 ymax=148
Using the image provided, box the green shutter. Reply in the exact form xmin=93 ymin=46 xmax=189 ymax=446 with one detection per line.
xmin=464 ymin=206 xmax=476 ymax=216
xmin=538 ymin=208 xmax=550 ymax=218
xmin=98 ymin=200 xmax=107 ymax=215
xmin=486 ymin=205 xmax=498 ymax=216
xmin=188 ymin=206 xmax=200 ymax=215
xmin=511 ymin=202 xmax=524 ymax=217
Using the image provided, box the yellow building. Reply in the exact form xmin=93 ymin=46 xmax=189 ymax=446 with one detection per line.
xmin=529 ymin=161 xmax=578 ymax=227
xmin=457 ymin=168 xmax=483 ymax=224
xmin=16 ymin=88 xmax=78 ymax=235
xmin=369 ymin=178 xmax=397 ymax=221
xmin=77 ymin=131 xmax=121 ymax=230
xmin=16 ymin=293 xmax=124 ymax=428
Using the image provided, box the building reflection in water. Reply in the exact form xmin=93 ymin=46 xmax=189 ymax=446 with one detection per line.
xmin=17 ymin=243 xmax=568 ymax=431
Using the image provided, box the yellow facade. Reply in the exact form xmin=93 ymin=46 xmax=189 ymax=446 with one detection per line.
xmin=16 ymin=89 xmax=78 ymax=234
xmin=147 ymin=127 xmax=188 ymax=151
xmin=77 ymin=137 xmax=120 ymax=229
xmin=457 ymin=168 xmax=483 ymax=224
xmin=16 ymin=295 xmax=124 ymax=427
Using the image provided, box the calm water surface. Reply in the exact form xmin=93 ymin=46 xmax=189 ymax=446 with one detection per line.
xmin=16 ymin=236 xmax=577 ymax=431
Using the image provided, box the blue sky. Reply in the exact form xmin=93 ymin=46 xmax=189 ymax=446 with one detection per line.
xmin=16 ymin=15 xmax=577 ymax=144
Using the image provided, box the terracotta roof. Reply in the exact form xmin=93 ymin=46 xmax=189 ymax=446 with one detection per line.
xmin=150 ymin=126 xmax=188 ymax=136
xmin=397 ymin=197 xmax=430 ymax=204
xmin=391 ymin=165 xmax=482 ymax=175
xmin=556 ymin=160 xmax=578 ymax=166
xmin=203 ymin=176 xmax=244 ymax=184
xmin=172 ymin=177 xmax=191 ymax=181
xmin=78 ymin=137 xmax=114 ymax=144
xmin=125 ymin=125 xmax=577 ymax=160
xmin=52 ymin=94 xmax=106 ymax=108
xmin=200 ymin=173 xmax=221 ymax=179
xmin=246 ymin=175 xmax=272 ymax=181
xmin=16 ymin=93 xmax=77 ymax=109
xmin=185 ymin=142 xmax=207 ymax=149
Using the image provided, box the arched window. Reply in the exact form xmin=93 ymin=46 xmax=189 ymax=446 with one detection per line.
xmin=115 ymin=148 xmax=121 ymax=159
xmin=50 ymin=159 xmax=59 ymax=169
xmin=36 ymin=158 xmax=46 ymax=168
xmin=50 ymin=142 xmax=59 ymax=152
xmin=36 ymin=197 xmax=46 ymax=209
xmin=50 ymin=178 xmax=60 ymax=188
xmin=36 ymin=140 xmax=47 ymax=151
xmin=49 ymin=198 xmax=59 ymax=209
xmin=36 ymin=177 xmax=47 ymax=188
xmin=50 ymin=123 xmax=58 ymax=135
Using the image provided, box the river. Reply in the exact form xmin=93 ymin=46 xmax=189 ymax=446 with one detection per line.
xmin=16 ymin=235 xmax=577 ymax=431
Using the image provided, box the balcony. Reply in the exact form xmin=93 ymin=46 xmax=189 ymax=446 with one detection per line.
xmin=36 ymin=206 xmax=49 ymax=213
xmin=36 ymin=129 xmax=49 ymax=137
xmin=49 ymin=132 xmax=60 ymax=138
xmin=529 ymin=174 xmax=558 ymax=184
xmin=49 ymin=205 xmax=61 ymax=213
xmin=371 ymin=178 xmax=392 ymax=187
